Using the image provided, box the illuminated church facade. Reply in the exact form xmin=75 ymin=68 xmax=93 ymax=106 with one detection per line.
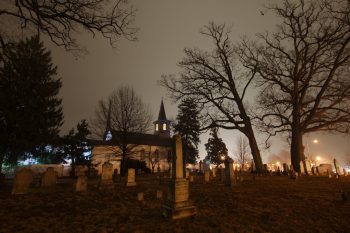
xmin=91 ymin=100 xmax=173 ymax=174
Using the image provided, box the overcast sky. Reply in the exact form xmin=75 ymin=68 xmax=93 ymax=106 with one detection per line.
xmin=38 ymin=0 xmax=350 ymax=166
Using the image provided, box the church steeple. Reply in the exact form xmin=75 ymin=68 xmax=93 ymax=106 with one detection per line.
xmin=154 ymin=100 xmax=170 ymax=137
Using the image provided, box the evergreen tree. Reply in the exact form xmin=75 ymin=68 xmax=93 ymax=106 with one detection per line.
xmin=60 ymin=120 xmax=92 ymax=170
xmin=174 ymin=98 xmax=201 ymax=165
xmin=205 ymin=128 xmax=228 ymax=166
xmin=0 ymin=36 xmax=63 ymax=173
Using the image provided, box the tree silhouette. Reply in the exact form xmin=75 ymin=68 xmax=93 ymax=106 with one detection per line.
xmin=161 ymin=22 xmax=264 ymax=172
xmin=238 ymin=0 xmax=350 ymax=172
xmin=205 ymin=128 xmax=228 ymax=166
xmin=0 ymin=36 xmax=63 ymax=174
xmin=174 ymin=98 xmax=201 ymax=166
xmin=0 ymin=0 xmax=137 ymax=51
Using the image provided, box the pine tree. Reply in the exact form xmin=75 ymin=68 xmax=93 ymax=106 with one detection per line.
xmin=174 ymin=98 xmax=201 ymax=165
xmin=0 ymin=36 xmax=63 ymax=173
xmin=205 ymin=128 xmax=228 ymax=166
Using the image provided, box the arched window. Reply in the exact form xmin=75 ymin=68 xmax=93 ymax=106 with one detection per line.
xmin=155 ymin=124 xmax=159 ymax=131
xmin=162 ymin=123 xmax=167 ymax=130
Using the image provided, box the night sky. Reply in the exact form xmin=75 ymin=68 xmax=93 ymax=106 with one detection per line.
xmin=27 ymin=0 xmax=350 ymax=166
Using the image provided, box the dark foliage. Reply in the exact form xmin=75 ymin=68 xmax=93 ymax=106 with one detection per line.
xmin=205 ymin=128 xmax=228 ymax=166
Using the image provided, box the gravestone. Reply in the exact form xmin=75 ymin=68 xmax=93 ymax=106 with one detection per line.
xmin=137 ymin=192 xmax=144 ymax=202
xmin=12 ymin=168 xmax=33 ymax=194
xmin=199 ymin=160 xmax=203 ymax=173
xmin=304 ymin=160 xmax=312 ymax=175
xmin=204 ymin=170 xmax=210 ymax=183
xmin=162 ymin=134 xmax=196 ymax=219
xmin=41 ymin=167 xmax=57 ymax=187
xmin=99 ymin=161 xmax=114 ymax=189
xmin=334 ymin=159 xmax=340 ymax=175
xmin=224 ymin=160 xmax=235 ymax=186
xmin=300 ymin=161 xmax=306 ymax=174
xmin=283 ymin=163 xmax=288 ymax=175
xmin=212 ymin=168 xmax=216 ymax=178
xmin=75 ymin=175 xmax=87 ymax=192
xmin=157 ymin=190 xmax=163 ymax=199
xmin=343 ymin=169 xmax=347 ymax=176
xmin=126 ymin=168 xmax=136 ymax=187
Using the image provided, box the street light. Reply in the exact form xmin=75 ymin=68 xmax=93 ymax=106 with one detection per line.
xmin=316 ymin=156 xmax=321 ymax=166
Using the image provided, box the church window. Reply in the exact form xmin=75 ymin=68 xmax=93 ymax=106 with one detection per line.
xmin=155 ymin=124 xmax=158 ymax=131
xmin=163 ymin=123 xmax=167 ymax=130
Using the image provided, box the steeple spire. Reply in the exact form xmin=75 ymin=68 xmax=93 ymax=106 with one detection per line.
xmin=158 ymin=99 xmax=167 ymax=121
xmin=154 ymin=100 xmax=170 ymax=138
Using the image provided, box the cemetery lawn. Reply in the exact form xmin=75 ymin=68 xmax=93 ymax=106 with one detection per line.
xmin=0 ymin=174 xmax=350 ymax=233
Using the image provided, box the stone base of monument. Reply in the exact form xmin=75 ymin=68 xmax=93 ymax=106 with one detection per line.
xmin=162 ymin=179 xmax=196 ymax=220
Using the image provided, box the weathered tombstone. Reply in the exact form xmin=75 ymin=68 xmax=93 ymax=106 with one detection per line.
xmin=343 ymin=169 xmax=347 ymax=177
xmin=126 ymin=168 xmax=136 ymax=187
xmin=299 ymin=161 xmax=306 ymax=175
xmin=212 ymin=168 xmax=217 ymax=178
xmin=12 ymin=168 xmax=33 ymax=194
xmin=263 ymin=164 xmax=268 ymax=172
xmin=162 ymin=134 xmax=196 ymax=219
xmin=41 ymin=167 xmax=57 ymax=187
xmin=157 ymin=190 xmax=163 ymax=199
xmin=75 ymin=175 xmax=87 ymax=192
xmin=204 ymin=170 xmax=210 ymax=183
xmin=224 ymin=160 xmax=235 ymax=186
xmin=334 ymin=159 xmax=340 ymax=175
xmin=199 ymin=160 xmax=203 ymax=173
xmin=99 ymin=161 xmax=114 ymax=189
xmin=305 ymin=160 xmax=312 ymax=175
xmin=283 ymin=163 xmax=288 ymax=175
xmin=137 ymin=192 xmax=144 ymax=202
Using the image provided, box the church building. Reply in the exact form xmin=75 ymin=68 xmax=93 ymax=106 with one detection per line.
xmin=92 ymin=100 xmax=173 ymax=174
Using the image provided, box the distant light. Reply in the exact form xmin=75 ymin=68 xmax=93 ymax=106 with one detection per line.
xmin=313 ymin=139 xmax=319 ymax=144
xmin=221 ymin=155 xmax=225 ymax=160
xmin=276 ymin=162 xmax=280 ymax=166
xmin=316 ymin=156 xmax=321 ymax=161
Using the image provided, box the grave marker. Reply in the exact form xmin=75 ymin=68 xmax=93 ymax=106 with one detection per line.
xmin=126 ymin=168 xmax=136 ymax=187
xmin=162 ymin=135 xmax=196 ymax=219
xmin=12 ymin=168 xmax=33 ymax=194
xmin=41 ymin=167 xmax=57 ymax=187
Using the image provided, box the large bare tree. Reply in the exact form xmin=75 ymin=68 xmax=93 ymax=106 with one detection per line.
xmin=238 ymin=0 xmax=350 ymax=172
xmin=0 ymin=0 xmax=137 ymax=51
xmin=92 ymin=86 xmax=152 ymax=175
xmin=161 ymin=22 xmax=264 ymax=172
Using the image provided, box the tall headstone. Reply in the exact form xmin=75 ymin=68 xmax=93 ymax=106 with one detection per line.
xmin=199 ymin=160 xmax=203 ymax=173
xmin=99 ymin=161 xmax=114 ymax=189
xmin=334 ymin=159 xmax=340 ymax=175
xmin=204 ymin=170 xmax=210 ymax=183
xmin=300 ymin=161 xmax=306 ymax=174
xmin=343 ymin=168 xmax=347 ymax=177
xmin=12 ymin=168 xmax=33 ymax=194
xmin=41 ymin=167 xmax=57 ymax=187
xmin=75 ymin=175 xmax=87 ymax=192
xmin=212 ymin=168 xmax=217 ymax=178
xmin=304 ymin=160 xmax=312 ymax=175
xmin=224 ymin=160 xmax=235 ymax=186
xmin=75 ymin=165 xmax=88 ymax=177
xmin=126 ymin=168 xmax=136 ymax=187
xmin=162 ymin=135 xmax=196 ymax=219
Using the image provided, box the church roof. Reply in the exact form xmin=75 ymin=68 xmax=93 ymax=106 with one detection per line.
xmin=92 ymin=130 xmax=173 ymax=147
xmin=157 ymin=100 xmax=167 ymax=121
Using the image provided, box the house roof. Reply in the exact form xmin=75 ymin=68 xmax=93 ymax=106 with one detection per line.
xmin=92 ymin=130 xmax=173 ymax=147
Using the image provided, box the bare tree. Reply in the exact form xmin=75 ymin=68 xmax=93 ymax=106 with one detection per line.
xmin=0 ymin=0 xmax=137 ymax=51
xmin=161 ymin=22 xmax=264 ymax=172
xmin=238 ymin=0 xmax=350 ymax=172
xmin=92 ymin=86 xmax=152 ymax=176
xmin=234 ymin=136 xmax=251 ymax=170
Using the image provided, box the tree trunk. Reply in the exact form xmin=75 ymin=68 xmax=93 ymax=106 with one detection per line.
xmin=290 ymin=126 xmax=304 ymax=173
xmin=245 ymin=125 xmax=264 ymax=173
xmin=0 ymin=153 xmax=4 ymax=175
